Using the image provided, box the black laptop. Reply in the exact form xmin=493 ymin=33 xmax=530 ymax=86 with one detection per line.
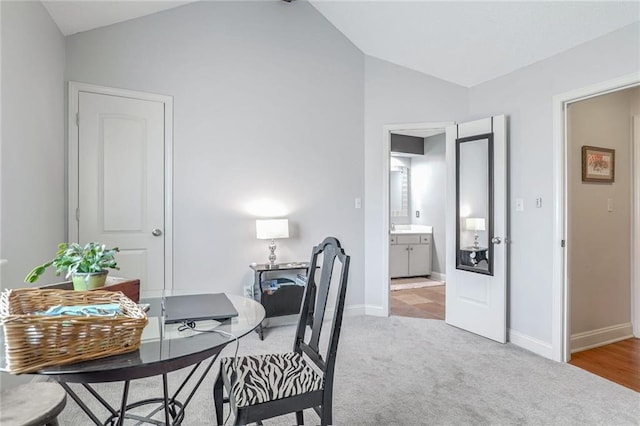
xmin=163 ymin=293 xmax=238 ymax=324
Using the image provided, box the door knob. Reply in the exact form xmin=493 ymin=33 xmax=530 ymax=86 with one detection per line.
xmin=152 ymin=228 xmax=163 ymax=237
xmin=491 ymin=237 xmax=502 ymax=245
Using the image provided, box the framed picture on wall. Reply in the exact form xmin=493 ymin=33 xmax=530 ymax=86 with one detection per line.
xmin=582 ymin=145 xmax=615 ymax=183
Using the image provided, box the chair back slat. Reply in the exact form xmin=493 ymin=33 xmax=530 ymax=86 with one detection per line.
xmin=308 ymin=246 xmax=340 ymax=352
xmin=299 ymin=341 xmax=326 ymax=371
xmin=294 ymin=237 xmax=350 ymax=384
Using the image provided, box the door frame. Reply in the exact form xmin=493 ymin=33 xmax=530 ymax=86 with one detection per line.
xmin=552 ymin=73 xmax=640 ymax=362
xmin=67 ymin=81 xmax=174 ymax=291
xmin=381 ymin=122 xmax=454 ymax=316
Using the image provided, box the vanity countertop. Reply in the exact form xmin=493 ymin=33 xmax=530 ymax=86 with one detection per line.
xmin=390 ymin=225 xmax=433 ymax=235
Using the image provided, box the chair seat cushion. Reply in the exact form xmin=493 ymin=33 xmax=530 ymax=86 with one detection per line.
xmin=221 ymin=352 xmax=323 ymax=408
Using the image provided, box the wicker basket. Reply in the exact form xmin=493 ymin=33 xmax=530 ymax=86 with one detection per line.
xmin=0 ymin=288 xmax=148 ymax=374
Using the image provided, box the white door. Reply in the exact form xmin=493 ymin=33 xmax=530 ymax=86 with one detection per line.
xmin=76 ymin=91 xmax=165 ymax=292
xmin=445 ymin=116 xmax=508 ymax=343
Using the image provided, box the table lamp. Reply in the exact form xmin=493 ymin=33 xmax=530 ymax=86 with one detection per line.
xmin=256 ymin=219 xmax=289 ymax=268
xmin=465 ymin=217 xmax=486 ymax=249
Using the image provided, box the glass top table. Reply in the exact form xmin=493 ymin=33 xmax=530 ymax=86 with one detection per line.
xmin=0 ymin=293 xmax=265 ymax=425
xmin=32 ymin=293 xmax=264 ymax=381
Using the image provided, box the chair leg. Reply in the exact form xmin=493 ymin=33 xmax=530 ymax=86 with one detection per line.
xmin=320 ymin=402 xmax=332 ymax=426
xmin=213 ymin=372 xmax=224 ymax=426
xmin=233 ymin=408 xmax=248 ymax=426
xmin=296 ymin=410 xmax=304 ymax=425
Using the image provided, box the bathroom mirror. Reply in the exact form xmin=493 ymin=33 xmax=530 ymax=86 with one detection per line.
xmin=390 ymin=163 xmax=410 ymax=220
xmin=456 ymin=133 xmax=493 ymax=275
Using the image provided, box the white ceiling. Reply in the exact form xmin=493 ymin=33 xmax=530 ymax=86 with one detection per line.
xmin=41 ymin=0 xmax=197 ymax=36
xmin=41 ymin=0 xmax=640 ymax=88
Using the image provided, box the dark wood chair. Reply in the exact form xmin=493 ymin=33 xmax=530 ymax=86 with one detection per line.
xmin=214 ymin=237 xmax=350 ymax=425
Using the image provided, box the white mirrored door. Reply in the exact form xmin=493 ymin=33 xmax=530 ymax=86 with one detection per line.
xmin=445 ymin=116 xmax=508 ymax=343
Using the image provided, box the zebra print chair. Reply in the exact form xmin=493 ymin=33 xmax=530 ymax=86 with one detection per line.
xmin=213 ymin=237 xmax=350 ymax=426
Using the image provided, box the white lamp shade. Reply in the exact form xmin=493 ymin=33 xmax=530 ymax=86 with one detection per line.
xmin=256 ymin=219 xmax=289 ymax=239
xmin=465 ymin=217 xmax=486 ymax=231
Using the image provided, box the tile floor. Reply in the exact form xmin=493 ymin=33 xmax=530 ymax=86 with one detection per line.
xmin=390 ymin=280 xmax=445 ymax=320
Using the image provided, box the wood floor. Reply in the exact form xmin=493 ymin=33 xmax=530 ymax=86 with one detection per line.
xmin=569 ymin=338 xmax=640 ymax=392
xmin=390 ymin=284 xmax=445 ymax=320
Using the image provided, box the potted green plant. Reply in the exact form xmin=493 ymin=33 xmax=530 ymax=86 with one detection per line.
xmin=25 ymin=242 xmax=120 ymax=290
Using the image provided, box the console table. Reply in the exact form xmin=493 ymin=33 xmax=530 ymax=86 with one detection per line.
xmin=249 ymin=262 xmax=311 ymax=340
xmin=459 ymin=247 xmax=489 ymax=267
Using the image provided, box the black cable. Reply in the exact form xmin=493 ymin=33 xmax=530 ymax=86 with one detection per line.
xmin=178 ymin=321 xmax=239 ymax=425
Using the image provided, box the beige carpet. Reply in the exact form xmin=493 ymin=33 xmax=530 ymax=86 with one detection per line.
xmin=390 ymin=277 xmax=445 ymax=291
xmin=57 ymin=315 xmax=640 ymax=425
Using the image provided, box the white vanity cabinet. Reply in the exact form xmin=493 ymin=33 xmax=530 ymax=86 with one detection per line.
xmin=390 ymin=233 xmax=432 ymax=278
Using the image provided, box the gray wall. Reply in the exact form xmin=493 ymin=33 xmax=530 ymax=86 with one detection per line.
xmin=632 ymin=87 xmax=640 ymax=115
xmin=364 ymin=56 xmax=468 ymax=312
xmin=469 ymin=22 xmax=640 ymax=347
xmin=411 ymin=134 xmax=446 ymax=274
xmin=391 ymin=134 xmax=424 ymax=155
xmin=65 ymin=1 xmax=365 ymax=304
xmin=0 ymin=0 xmax=66 ymax=390
xmin=568 ymin=88 xmax=634 ymax=338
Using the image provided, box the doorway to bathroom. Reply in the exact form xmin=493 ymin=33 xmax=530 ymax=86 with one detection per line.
xmin=388 ymin=127 xmax=447 ymax=320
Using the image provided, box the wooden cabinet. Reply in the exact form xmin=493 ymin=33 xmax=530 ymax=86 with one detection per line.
xmin=39 ymin=276 xmax=140 ymax=302
xmin=390 ymin=234 xmax=432 ymax=278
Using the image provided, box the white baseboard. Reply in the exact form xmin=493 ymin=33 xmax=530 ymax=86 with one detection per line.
xmin=508 ymin=328 xmax=555 ymax=360
xmin=263 ymin=315 xmax=298 ymax=328
xmin=264 ymin=304 xmax=367 ymax=327
xmin=343 ymin=304 xmax=367 ymax=316
xmin=364 ymin=304 xmax=387 ymax=317
xmin=570 ymin=323 xmax=633 ymax=353
xmin=326 ymin=304 xmax=367 ymax=318
xmin=430 ymin=271 xmax=446 ymax=282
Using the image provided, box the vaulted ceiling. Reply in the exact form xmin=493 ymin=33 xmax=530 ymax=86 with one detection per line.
xmin=41 ymin=0 xmax=640 ymax=87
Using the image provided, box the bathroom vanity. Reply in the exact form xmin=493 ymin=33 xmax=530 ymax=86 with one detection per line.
xmin=390 ymin=225 xmax=433 ymax=278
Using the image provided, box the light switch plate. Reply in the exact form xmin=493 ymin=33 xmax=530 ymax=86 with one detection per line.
xmin=515 ymin=198 xmax=524 ymax=212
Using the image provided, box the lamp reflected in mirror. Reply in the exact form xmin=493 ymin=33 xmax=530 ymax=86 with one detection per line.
xmin=465 ymin=218 xmax=486 ymax=250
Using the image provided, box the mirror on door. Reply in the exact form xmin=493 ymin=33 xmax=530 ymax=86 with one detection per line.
xmin=456 ymin=133 xmax=494 ymax=275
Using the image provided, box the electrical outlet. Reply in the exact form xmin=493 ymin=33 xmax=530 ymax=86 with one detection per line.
xmin=416 ymin=210 xmax=420 ymax=218
xmin=535 ymin=197 xmax=542 ymax=208
xmin=244 ymin=285 xmax=253 ymax=298
xmin=515 ymin=198 xmax=524 ymax=212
